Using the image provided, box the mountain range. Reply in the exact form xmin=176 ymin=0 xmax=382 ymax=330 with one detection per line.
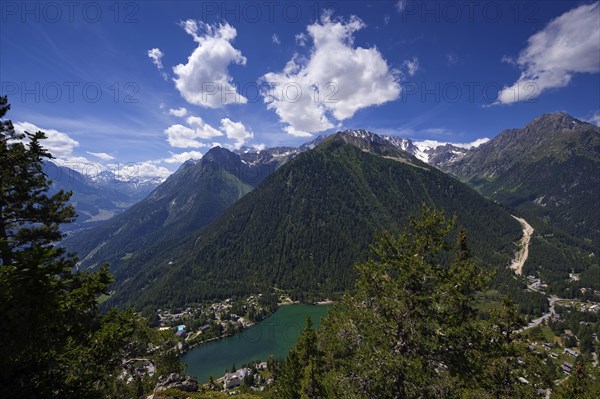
xmin=63 ymin=112 xmax=599 ymax=314
xmin=440 ymin=112 xmax=600 ymax=248
xmin=44 ymin=162 xmax=161 ymax=232
xmin=67 ymin=130 xmax=530 ymax=314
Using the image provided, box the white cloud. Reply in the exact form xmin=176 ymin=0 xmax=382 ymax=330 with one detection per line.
xmin=403 ymin=57 xmax=420 ymax=77
xmin=86 ymin=151 xmax=114 ymax=161
xmin=163 ymin=151 xmax=203 ymax=164
xmin=148 ymin=48 xmax=168 ymax=80
xmin=168 ymin=107 xmax=188 ymax=117
xmin=456 ymin=138 xmax=490 ymax=149
xmin=496 ymin=2 xmax=600 ymax=105
xmin=164 ymin=115 xmax=223 ymax=148
xmin=112 ymin=161 xmax=172 ymax=181
xmin=262 ymin=14 xmax=401 ymax=137
xmin=173 ymin=20 xmax=247 ymax=108
xmin=413 ymin=138 xmax=490 ymax=150
xmin=219 ymin=118 xmax=253 ymax=149
xmin=13 ymin=121 xmax=79 ymax=159
xmin=164 ymin=115 xmax=252 ymax=149
xmin=395 ymin=0 xmax=406 ymax=13
xmin=295 ymin=32 xmax=308 ymax=47
xmin=588 ymin=111 xmax=600 ymax=127
xmin=272 ymin=33 xmax=281 ymax=45
xmin=12 ymin=121 xmax=108 ymax=174
xmin=187 ymin=116 xmax=223 ymax=138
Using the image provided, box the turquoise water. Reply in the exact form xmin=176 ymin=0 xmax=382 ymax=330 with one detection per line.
xmin=181 ymin=304 xmax=331 ymax=382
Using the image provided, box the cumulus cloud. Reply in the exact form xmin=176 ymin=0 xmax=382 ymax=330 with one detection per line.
xmin=164 ymin=116 xmax=222 ymax=148
xmin=163 ymin=151 xmax=203 ymax=164
xmin=220 ymin=118 xmax=253 ymax=149
xmin=186 ymin=116 xmax=224 ymax=138
xmin=86 ymin=151 xmax=114 ymax=161
xmin=173 ymin=20 xmax=247 ymax=108
xmin=168 ymin=107 xmax=188 ymax=117
xmin=147 ymin=48 xmax=168 ymax=80
xmin=262 ymin=14 xmax=401 ymax=137
xmin=13 ymin=121 xmax=79 ymax=159
xmin=272 ymin=33 xmax=281 ymax=45
xmin=496 ymin=2 xmax=600 ymax=105
xmin=12 ymin=121 xmax=108 ymax=174
xmin=403 ymin=57 xmax=420 ymax=77
xmin=164 ymin=116 xmax=252 ymax=149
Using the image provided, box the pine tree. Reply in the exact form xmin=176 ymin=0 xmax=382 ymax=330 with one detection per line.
xmin=0 ymin=97 xmax=181 ymax=398
xmin=0 ymin=95 xmax=111 ymax=397
xmin=318 ymin=206 xmax=490 ymax=398
xmin=274 ymin=316 xmax=323 ymax=399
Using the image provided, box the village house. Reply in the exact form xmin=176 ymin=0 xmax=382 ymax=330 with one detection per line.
xmin=561 ymin=362 xmax=573 ymax=374
xmin=223 ymin=368 xmax=252 ymax=389
xmin=563 ymin=348 xmax=579 ymax=357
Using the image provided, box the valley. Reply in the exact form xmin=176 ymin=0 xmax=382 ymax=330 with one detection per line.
xmin=3 ymin=95 xmax=599 ymax=397
xmin=3 ymin=3 xmax=600 ymax=396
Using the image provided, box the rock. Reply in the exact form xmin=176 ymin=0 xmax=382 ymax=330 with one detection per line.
xmin=154 ymin=373 xmax=198 ymax=392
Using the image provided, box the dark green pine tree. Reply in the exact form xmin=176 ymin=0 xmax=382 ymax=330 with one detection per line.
xmin=0 ymin=95 xmax=108 ymax=397
xmin=0 ymin=97 xmax=182 ymax=398
xmin=317 ymin=206 xmax=491 ymax=398
xmin=274 ymin=315 xmax=323 ymax=399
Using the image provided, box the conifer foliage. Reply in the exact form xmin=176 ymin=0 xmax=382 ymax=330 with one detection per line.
xmin=0 ymin=97 xmax=180 ymax=398
xmin=275 ymin=206 xmax=552 ymax=398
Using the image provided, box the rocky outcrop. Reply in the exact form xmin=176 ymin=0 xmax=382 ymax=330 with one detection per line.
xmin=154 ymin=373 xmax=198 ymax=393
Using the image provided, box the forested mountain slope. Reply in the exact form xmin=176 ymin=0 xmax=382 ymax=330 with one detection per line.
xmin=443 ymin=112 xmax=600 ymax=247
xmin=102 ymin=132 xmax=528 ymax=313
xmin=440 ymin=113 xmax=600 ymax=292
xmin=64 ymin=147 xmax=271 ymax=272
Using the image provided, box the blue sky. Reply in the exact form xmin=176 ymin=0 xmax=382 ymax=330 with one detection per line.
xmin=1 ymin=0 xmax=599 ymax=179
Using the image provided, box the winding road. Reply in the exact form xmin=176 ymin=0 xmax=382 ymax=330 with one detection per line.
xmin=509 ymin=216 xmax=534 ymax=276
xmin=517 ymin=295 xmax=560 ymax=333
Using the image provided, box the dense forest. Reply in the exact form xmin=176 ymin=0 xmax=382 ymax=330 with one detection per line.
xmin=101 ymin=134 xmax=538 ymax=315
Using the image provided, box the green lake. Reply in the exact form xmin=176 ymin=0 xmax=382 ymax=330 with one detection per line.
xmin=181 ymin=304 xmax=331 ymax=382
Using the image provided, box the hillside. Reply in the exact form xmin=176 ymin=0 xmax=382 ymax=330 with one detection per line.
xmin=101 ymin=131 xmax=528 ymax=313
xmin=64 ymin=146 xmax=279 ymax=273
xmin=443 ymin=112 xmax=600 ymax=245
xmin=65 ymin=136 xmax=328 ymax=272
xmin=440 ymin=113 xmax=600 ymax=290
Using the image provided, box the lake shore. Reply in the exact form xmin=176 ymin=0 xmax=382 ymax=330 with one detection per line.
xmin=181 ymin=303 xmax=333 ymax=383
xmin=178 ymin=300 xmax=335 ymax=356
